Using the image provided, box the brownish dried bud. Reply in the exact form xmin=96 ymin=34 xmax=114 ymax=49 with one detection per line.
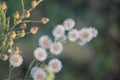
xmin=10 ymin=31 xmax=16 ymax=39
xmin=25 ymin=10 xmax=30 ymax=18
xmin=20 ymin=23 xmax=27 ymax=29
xmin=9 ymin=39 xmax=14 ymax=46
xmin=1 ymin=2 xmax=7 ymax=10
xmin=14 ymin=46 xmax=20 ymax=54
xmin=30 ymin=26 xmax=39 ymax=34
xmin=2 ymin=54 xmax=8 ymax=61
xmin=14 ymin=11 xmax=20 ymax=19
xmin=41 ymin=18 xmax=49 ymax=24
xmin=19 ymin=30 xmax=25 ymax=37
xmin=31 ymin=0 xmax=37 ymax=8
xmin=8 ymin=49 xmax=13 ymax=54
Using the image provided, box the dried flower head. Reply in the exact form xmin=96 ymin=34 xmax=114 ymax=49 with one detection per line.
xmin=63 ymin=18 xmax=75 ymax=31
xmin=48 ymin=58 xmax=62 ymax=73
xmin=68 ymin=29 xmax=79 ymax=42
xmin=31 ymin=67 xmax=47 ymax=80
xmin=9 ymin=54 xmax=23 ymax=67
xmin=79 ymin=28 xmax=93 ymax=42
xmin=34 ymin=47 xmax=48 ymax=61
xmin=53 ymin=25 xmax=65 ymax=38
xmin=38 ymin=35 xmax=52 ymax=49
xmin=50 ymin=42 xmax=63 ymax=55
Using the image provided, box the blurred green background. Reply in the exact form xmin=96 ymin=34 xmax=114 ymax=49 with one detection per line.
xmin=0 ymin=0 xmax=120 ymax=80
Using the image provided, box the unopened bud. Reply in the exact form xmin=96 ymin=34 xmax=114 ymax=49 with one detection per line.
xmin=1 ymin=2 xmax=7 ymax=10
xmin=19 ymin=30 xmax=25 ymax=37
xmin=25 ymin=10 xmax=30 ymax=18
xmin=2 ymin=54 xmax=8 ymax=61
xmin=9 ymin=39 xmax=14 ymax=46
xmin=41 ymin=18 xmax=49 ymax=24
xmin=14 ymin=11 xmax=20 ymax=19
xmin=31 ymin=0 xmax=37 ymax=8
xmin=30 ymin=26 xmax=39 ymax=34
xmin=8 ymin=49 xmax=13 ymax=54
xmin=20 ymin=23 xmax=27 ymax=29
xmin=10 ymin=31 xmax=16 ymax=39
xmin=14 ymin=46 xmax=20 ymax=54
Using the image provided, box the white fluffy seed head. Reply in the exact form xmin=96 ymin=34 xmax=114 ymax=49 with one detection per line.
xmin=38 ymin=35 xmax=52 ymax=49
xmin=9 ymin=54 xmax=23 ymax=67
xmin=63 ymin=18 xmax=75 ymax=31
xmin=30 ymin=66 xmax=40 ymax=78
xmin=77 ymin=39 xmax=87 ymax=46
xmin=34 ymin=47 xmax=47 ymax=61
xmin=53 ymin=25 xmax=65 ymax=38
xmin=89 ymin=27 xmax=98 ymax=38
xmin=55 ymin=34 xmax=67 ymax=42
xmin=68 ymin=29 xmax=79 ymax=42
xmin=31 ymin=67 xmax=47 ymax=80
xmin=79 ymin=28 xmax=93 ymax=42
xmin=50 ymin=42 xmax=63 ymax=55
xmin=48 ymin=58 xmax=62 ymax=73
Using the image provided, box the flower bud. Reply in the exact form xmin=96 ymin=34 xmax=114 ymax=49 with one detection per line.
xmin=10 ymin=31 xmax=16 ymax=39
xmin=8 ymin=49 xmax=13 ymax=54
xmin=46 ymin=67 xmax=55 ymax=80
xmin=14 ymin=46 xmax=20 ymax=54
xmin=31 ymin=0 xmax=37 ymax=8
xmin=14 ymin=11 xmax=20 ymax=19
xmin=20 ymin=23 xmax=27 ymax=29
xmin=30 ymin=26 xmax=39 ymax=34
xmin=1 ymin=2 xmax=7 ymax=10
xmin=9 ymin=39 xmax=14 ymax=46
xmin=41 ymin=18 xmax=49 ymax=24
xmin=2 ymin=54 xmax=8 ymax=61
xmin=25 ymin=10 xmax=30 ymax=18
xmin=19 ymin=30 xmax=25 ymax=37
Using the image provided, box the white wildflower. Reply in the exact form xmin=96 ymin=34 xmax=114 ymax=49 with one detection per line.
xmin=68 ymin=29 xmax=79 ymax=42
xmin=53 ymin=25 xmax=65 ymax=38
xmin=9 ymin=54 xmax=23 ymax=67
xmin=34 ymin=47 xmax=47 ymax=61
xmin=78 ymin=40 xmax=87 ymax=46
xmin=32 ymin=67 xmax=46 ymax=80
xmin=79 ymin=28 xmax=93 ymax=42
xmin=48 ymin=58 xmax=62 ymax=73
xmin=30 ymin=66 xmax=40 ymax=78
xmin=38 ymin=35 xmax=52 ymax=49
xmin=50 ymin=42 xmax=63 ymax=55
xmin=55 ymin=34 xmax=67 ymax=42
xmin=89 ymin=27 xmax=98 ymax=38
xmin=63 ymin=18 xmax=75 ymax=31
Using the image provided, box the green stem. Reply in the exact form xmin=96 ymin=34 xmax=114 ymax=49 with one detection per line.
xmin=21 ymin=20 xmax=41 ymax=23
xmin=21 ymin=0 xmax=25 ymax=13
xmin=23 ymin=58 xmax=36 ymax=80
xmin=8 ymin=65 xmax=13 ymax=80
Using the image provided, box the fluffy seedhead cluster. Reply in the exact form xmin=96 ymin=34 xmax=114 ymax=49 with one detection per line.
xmin=29 ymin=18 xmax=98 ymax=80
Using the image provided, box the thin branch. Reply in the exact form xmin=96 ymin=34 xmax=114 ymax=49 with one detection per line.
xmin=29 ymin=0 xmax=43 ymax=12
xmin=21 ymin=0 xmax=25 ymax=13
xmin=21 ymin=20 xmax=41 ymax=23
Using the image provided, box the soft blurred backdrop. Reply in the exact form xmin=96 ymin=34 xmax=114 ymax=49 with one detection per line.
xmin=0 ymin=0 xmax=120 ymax=80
